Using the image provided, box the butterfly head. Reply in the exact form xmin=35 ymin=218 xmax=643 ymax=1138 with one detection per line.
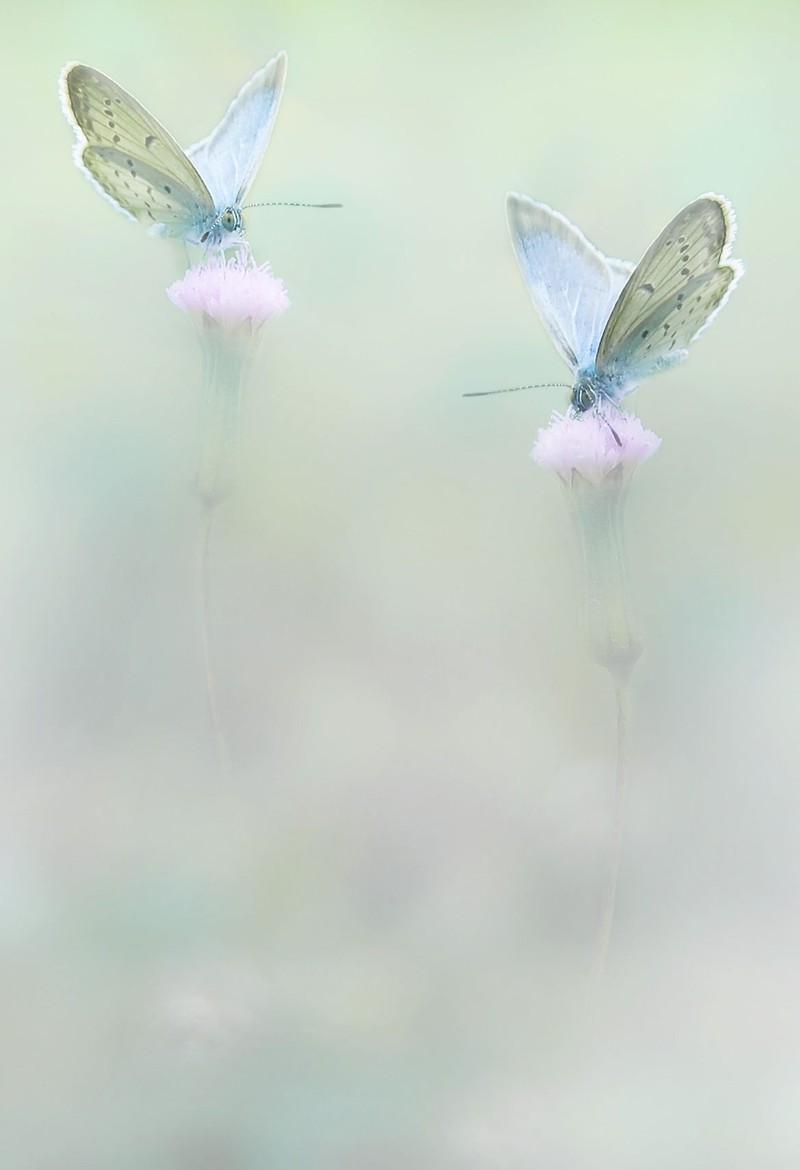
xmin=570 ymin=371 xmax=636 ymax=416
xmin=570 ymin=374 xmax=601 ymax=415
xmin=200 ymin=206 xmax=245 ymax=248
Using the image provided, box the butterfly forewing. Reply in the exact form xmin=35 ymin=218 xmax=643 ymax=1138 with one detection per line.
xmin=187 ymin=52 xmax=287 ymax=208
xmin=62 ymin=63 xmax=217 ymax=234
xmin=595 ymin=195 xmax=737 ymax=373
xmin=506 ymin=194 xmax=634 ymax=373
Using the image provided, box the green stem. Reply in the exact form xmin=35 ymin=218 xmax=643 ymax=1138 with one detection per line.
xmin=199 ymin=502 xmax=232 ymax=782
xmin=195 ymin=330 xmax=253 ymax=507
xmin=563 ymin=469 xmax=642 ymax=979
xmin=590 ymin=680 xmax=629 ymax=981
xmin=192 ymin=326 xmax=258 ymax=780
xmin=567 ymin=466 xmax=643 ymax=686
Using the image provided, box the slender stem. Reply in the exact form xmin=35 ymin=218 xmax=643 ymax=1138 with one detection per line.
xmin=196 ymin=332 xmax=249 ymax=507
xmin=590 ymin=680 xmax=630 ymax=981
xmin=569 ymin=470 xmax=642 ymax=681
xmin=199 ymin=502 xmax=232 ymax=782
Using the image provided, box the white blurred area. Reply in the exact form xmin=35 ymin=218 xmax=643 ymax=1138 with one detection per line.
xmin=2 ymin=0 xmax=800 ymax=1164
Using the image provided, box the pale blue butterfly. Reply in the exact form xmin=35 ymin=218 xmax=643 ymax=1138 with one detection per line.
xmin=506 ymin=193 xmax=743 ymax=413
xmin=60 ymin=54 xmax=288 ymax=248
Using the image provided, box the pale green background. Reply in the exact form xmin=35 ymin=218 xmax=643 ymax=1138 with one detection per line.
xmin=2 ymin=0 xmax=799 ymax=1165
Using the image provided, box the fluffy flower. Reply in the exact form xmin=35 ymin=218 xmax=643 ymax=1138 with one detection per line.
xmin=167 ymin=251 xmax=289 ymax=504
xmin=532 ymin=409 xmax=661 ymax=485
xmin=167 ymin=252 xmax=290 ymax=333
xmin=531 ymin=407 xmax=659 ymax=682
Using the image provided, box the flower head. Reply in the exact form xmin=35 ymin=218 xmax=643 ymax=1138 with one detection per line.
xmin=167 ymin=252 xmax=290 ymax=333
xmin=168 ymin=251 xmax=289 ymax=505
xmin=532 ymin=407 xmax=659 ymax=682
xmin=532 ymin=409 xmax=661 ymax=486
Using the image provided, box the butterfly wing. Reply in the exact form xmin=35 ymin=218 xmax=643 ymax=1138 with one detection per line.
xmin=595 ymin=195 xmax=742 ymax=385
xmin=506 ymin=193 xmax=634 ymax=374
xmin=60 ymin=63 xmax=216 ymax=239
xmin=187 ymin=52 xmax=287 ymax=209
xmin=79 ymin=146 xmax=217 ymax=236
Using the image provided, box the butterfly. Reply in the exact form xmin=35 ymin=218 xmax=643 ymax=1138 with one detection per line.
xmin=506 ymin=193 xmax=743 ymax=414
xmin=60 ymin=53 xmax=287 ymax=248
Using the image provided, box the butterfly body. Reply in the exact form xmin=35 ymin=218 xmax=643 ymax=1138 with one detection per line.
xmin=60 ymin=54 xmax=287 ymax=248
xmin=506 ymin=193 xmax=743 ymax=414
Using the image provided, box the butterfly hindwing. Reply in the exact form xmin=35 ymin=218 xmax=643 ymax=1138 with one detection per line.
xmin=187 ymin=52 xmax=287 ymax=209
xmin=506 ymin=193 xmax=633 ymax=373
xmin=61 ymin=63 xmax=214 ymax=235
xmin=80 ymin=145 xmax=215 ymax=234
xmin=599 ymin=265 xmax=740 ymax=384
xmin=596 ymin=195 xmax=741 ymax=376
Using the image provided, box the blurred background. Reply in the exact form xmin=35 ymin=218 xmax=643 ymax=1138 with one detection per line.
xmin=2 ymin=0 xmax=799 ymax=1164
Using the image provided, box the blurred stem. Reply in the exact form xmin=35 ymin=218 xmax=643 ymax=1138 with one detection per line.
xmin=590 ymin=680 xmax=630 ymax=981
xmin=192 ymin=324 xmax=257 ymax=781
xmin=567 ymin=466 xmax=642 ymax=686
xmin=563 ymin=468 xmax=641 ymax=979
xmin=196 ymin=329 xmax=253 ymax=507
xmin=199 ymin=501 xmax=232 ymax=783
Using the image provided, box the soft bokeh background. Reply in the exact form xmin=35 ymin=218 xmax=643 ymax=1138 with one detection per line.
xmin=2 ymin=0 xmax=799 ymax=1164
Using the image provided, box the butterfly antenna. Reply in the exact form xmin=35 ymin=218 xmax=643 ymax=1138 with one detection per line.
xmin=463 ymin=382 xmax=570 ymax=399
xmin=243 ymin=201 xmax=342 ymax=210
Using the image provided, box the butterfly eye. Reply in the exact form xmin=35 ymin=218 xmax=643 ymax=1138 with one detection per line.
xmin=572 ymin=378 xmax=598 ymax=414
xmin=221 ymin=208 xmax=239 ymax=232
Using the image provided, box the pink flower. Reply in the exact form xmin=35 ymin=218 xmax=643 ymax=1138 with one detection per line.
xmin=167 ymin=252 xmax=290 ymax=333
xmin=532 ymin=409 xmax=661 ymax=486
xmin=168 ymin=251 xmax=289 ymax=504
xmin=531 ymin=406 xmax=659 ymax=681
